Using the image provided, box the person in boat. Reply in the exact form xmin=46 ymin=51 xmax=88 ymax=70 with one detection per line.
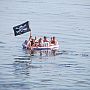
xmin=27 ymin=30 xmax=35 ymax=49
xmin=26 ymin=36 xmax=32 ymax=49
xmin=43 ymin=36 xmax=49 ymax=42
xmin=43 ymin=36 xmax=49 ymax=47
xmin=27 ymin=30 xmax=36 ymax=49
xmin=38 ymin=38 xmax=43 ymax=47
xmin=50 ymin=36 xmax=58 ymax=45
xmin=27 ymin=31 xmax=33 ymax=44
xmin=50 ymin=37 xmax=53 ymax=43
xmin=34 ymin=36 xmax=38 ymax=47
xmin=27 ymin=38 xmax=35 ymax=49
xmin=31 ymin=39 xmax=35 ymax=47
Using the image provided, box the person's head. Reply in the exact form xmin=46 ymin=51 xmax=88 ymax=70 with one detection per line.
xmin=44 ymin=36 xmax=47 ymax=40
xmin=40 ymin=38 xmax=42 ymax=40
xmin=39 ymin=38 xmax=42 ymax=41
xmin=51 ymin=37 xmax=53 ymax=40
xmin=53 ymin=36 xmax=55 ymax=40
xmin=38 ymin=38 xmax=42 ymax=43
xmin=35 ymin=36 xmax=37 ymax=40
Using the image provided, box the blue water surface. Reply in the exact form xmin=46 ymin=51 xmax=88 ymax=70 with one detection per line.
xmin=0 ymin=0 xmax=90 ymax=90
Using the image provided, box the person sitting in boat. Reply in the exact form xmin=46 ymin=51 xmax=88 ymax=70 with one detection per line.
xmin=34 ymin=36 xmax=38 ymax=46
xmin=27 ymin=35 xmax=35 ymax=49
xmin=26 ymin=36 xmax=32 ymax=49
xmin=43 ymin=36 xmax=49 ymax=47
xmin=31 ymin=39 xmax=35 ymax=47
xmin=50 ymin=36 xmax=58 ymax=45
xmin=43 ymin=36 xmax=49 ymax=42
xmin=38 ymin=38 xmax=43 ymax=47
xmin=50 ymin=37 xmax=53 ymax=43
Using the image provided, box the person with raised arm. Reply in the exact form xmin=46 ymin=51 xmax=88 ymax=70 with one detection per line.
xmin=27 ymin=31 xmax=33 ymax=49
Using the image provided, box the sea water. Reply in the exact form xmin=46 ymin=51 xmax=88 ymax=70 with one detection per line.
xmin=0 ymin=0 xmax=90 ymax=90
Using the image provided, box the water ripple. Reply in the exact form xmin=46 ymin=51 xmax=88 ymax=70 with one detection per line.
xmin=0 ymin=0 xmax=90 ymax=90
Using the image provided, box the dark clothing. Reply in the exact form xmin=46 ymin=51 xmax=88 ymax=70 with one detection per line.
xmin=51 ymin=40 xmax=55 ymax=44
xmin=31 ymin=40 xmax=34 ymax=46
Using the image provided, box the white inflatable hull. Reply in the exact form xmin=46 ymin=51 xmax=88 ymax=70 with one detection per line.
xmin=22 ymin=41 xmax=59 ymax=51
xmin=32 ymin=45 xmax=59 ymax=50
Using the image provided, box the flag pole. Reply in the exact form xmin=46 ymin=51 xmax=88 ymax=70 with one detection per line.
xmin=28 ymin=29 xmax=32 ymax=40
xmin=28 ymin=21 xmax=32 ymax=38
xmin=30 ymin=30 xmax=32 ymax=37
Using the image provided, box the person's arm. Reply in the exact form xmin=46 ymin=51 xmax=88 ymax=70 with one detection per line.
xmin=28 ymin=31 xmax=32 ymax=40
xmin=27 ymin=41 xmax=31 ymax=49
xmin=30 ymin=31 xmax=32 ymax=37
xmin=56 ymin=40 xmax=58 ymax=45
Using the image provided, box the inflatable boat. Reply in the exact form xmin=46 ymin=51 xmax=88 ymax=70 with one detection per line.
xmin=22 ymin=40 xmax=59 ymax=51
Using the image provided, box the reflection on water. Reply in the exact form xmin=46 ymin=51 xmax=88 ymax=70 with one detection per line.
xmin=23 ymin=48 xmax=60 ymax=57
xmin=14 ymin=60 xmax=32 ymax=77
xmin=13 ymin=49 xmax=61 ymax=78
